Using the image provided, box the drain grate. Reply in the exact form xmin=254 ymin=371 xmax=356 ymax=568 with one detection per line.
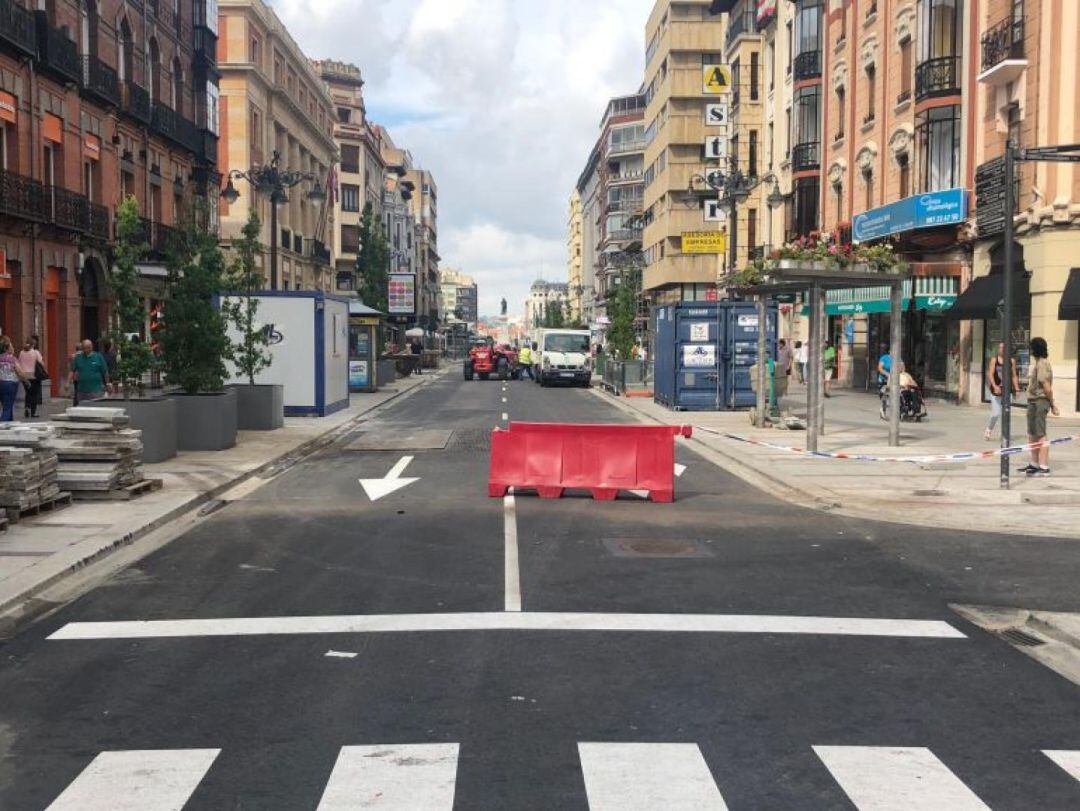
xmin=997 ymin=627 xmax=1046 ymax=647
xmin=603 ymin=538 xmax=713 ymax=559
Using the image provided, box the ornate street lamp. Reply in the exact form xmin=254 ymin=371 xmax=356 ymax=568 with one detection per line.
xmin=221 ymin=150 xmax=327 ymax=291
xmin=687 ymin=161 xmax=785 ymax=273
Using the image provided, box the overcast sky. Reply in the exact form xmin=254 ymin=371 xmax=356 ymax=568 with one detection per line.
xmin=273 ymin=0 xmax=655 ymax=317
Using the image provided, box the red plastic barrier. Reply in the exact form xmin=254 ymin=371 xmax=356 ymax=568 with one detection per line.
xmin=489 ymin=422 xmax=693 ymax=503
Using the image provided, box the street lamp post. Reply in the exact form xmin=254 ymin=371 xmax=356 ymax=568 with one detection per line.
xmin=220 ymin=150 xmax=327 ymax=291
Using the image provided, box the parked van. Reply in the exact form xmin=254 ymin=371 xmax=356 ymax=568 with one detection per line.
xmin=535 ymin=329 xmax=592 ymax=387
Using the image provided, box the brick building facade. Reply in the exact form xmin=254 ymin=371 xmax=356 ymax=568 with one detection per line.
xmin=0 ymin=0 xmax=218 ymax=395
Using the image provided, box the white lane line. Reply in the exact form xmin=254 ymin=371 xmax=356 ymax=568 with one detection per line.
xmin=578 ymin=743 xmax=728 ymax=810
xmin=813 ymin=746 xmax=990 ymax=810
xmin=317 ymin=744 xmax=459 ymax=810
xmin=48 ymin=613 xmax=964 ymax=640
xmin=1044 ymin=750 xmax=1080 ymax=782
xmin=675 ymin=463 xmax=687 ymax=477
xmin=325 ymin=650 xmax=358 ymax=659
xmin=45 ymin=749 xmax=220 ymax=811
xmin=504 ymin=494 xmax=522 ymax=612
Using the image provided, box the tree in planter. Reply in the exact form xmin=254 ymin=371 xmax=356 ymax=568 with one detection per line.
xmin=109 ymin=196 xmax=156 ymax=396
xmin=222 ymin=208 xmax=272 ymax=385
xmin=356 ymin=202 xmax=390 ymax=312
xmin=159 ymin=208 xmax=232 ymax=394
xmin=606 ymin=265 xmax=641 ymax=360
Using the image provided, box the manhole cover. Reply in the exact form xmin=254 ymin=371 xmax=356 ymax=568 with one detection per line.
xmin=346 ymin=429 xmax=453 ymax=451
xmin=603 ymin=539 xmax=713 ymax=559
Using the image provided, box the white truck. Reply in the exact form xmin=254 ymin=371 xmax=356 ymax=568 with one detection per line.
xmin=534 ymin=329 xmax=592 ymax=387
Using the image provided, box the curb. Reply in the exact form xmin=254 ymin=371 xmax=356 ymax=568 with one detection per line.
xmin=0 ymin=370 xmax=445 ymax=623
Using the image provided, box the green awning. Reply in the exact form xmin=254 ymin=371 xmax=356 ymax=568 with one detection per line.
xmin=801 ymin=294 xmax=958 ymax=316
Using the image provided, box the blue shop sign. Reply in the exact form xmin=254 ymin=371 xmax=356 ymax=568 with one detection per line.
xmin=852 ymin=188 xmax=968 ymax=243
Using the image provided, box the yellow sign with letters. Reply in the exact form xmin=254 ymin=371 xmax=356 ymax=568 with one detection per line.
xmin=702 ymin=64 xmax=732 ymax=95
xmin=682 ymin=231 xmax=727 ymax=254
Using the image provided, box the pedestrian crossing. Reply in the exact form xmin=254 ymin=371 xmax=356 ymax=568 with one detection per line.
xmin=39 ymin=743 xmax=1080 ymax=809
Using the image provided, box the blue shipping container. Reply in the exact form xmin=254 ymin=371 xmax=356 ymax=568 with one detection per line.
xmin=654 ymin=302 xmax=777 ymax=411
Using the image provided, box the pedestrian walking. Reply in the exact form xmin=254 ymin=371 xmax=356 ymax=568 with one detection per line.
xmin=17 ymin=338 xmax=45 ymax=419
xmin=985 ymin=342 xmax=1019 ymax=441
xmin=794 ymin=341 xmax=807 ymax=384
xmin=0 ymin=338 xmax=29 ymax=422
xmin=823 ymin=340 xmax=837 ymax=397
xmin=69 ymin=339 xmax=109 ymax=405
xmin=1019 ymin=337 xmax=1059 ymax=478
xmin=777 ymin=339 xmax=793 ymax=378
xmin=410 ymin=338 xmax=423 ymax=375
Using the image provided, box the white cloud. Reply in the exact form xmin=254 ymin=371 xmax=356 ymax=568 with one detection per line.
xmin=277 ymin=0 xmax=654 ymax=317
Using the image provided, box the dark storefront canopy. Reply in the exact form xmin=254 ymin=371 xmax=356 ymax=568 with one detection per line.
xmin=945 ymin=272 xmax=1030 ymax=320
xmin=1059 ymin=268 xmax=1080 ymax=320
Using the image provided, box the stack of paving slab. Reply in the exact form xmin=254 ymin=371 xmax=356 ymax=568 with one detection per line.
xmin=47 ymin=407 xmax=146 ymax=495
xmin=0 ymin=424 xmax=62 ymax=514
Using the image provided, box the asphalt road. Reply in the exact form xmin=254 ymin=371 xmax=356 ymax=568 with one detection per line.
xmin=1 ymin=371 xmax=1079 ymax=809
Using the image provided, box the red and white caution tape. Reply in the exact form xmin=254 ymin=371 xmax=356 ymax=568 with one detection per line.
xmin=694 ymin=425 xmax=1080 ymax=464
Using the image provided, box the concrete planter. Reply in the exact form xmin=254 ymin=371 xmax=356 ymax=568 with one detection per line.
xmin=376 ymin=359 xmax=398 ymax=388
xmin=231 ymin=384 xmax=284 ymax=431
xmin=175 ymin=389 xmax=238 ymax=451
xmin=102 ymin=396 xmax=178 ymax=463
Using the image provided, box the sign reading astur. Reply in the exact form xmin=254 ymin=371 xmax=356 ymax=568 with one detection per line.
xmin=705 ymin=103 xmax=729 ymax=128
xmin=702 ymin=64 xmax=732 ymax=95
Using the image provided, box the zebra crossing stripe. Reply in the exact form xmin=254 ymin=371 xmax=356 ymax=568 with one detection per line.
xmin=578 ymin=743 xmax=728 ymax=810
xmin=45 ymin=749 xmax=220 ymax=811
xmin=1044 ymin=750 xmax=1080 ymax=783
xmin=316 ymin=744 xmax=459 ymax=810
xmin=813 ymin=746 xmax=990 ymax=810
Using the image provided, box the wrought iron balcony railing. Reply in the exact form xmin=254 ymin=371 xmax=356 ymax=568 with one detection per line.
xmin=151 ymin=101 xmax=178 ymax=141
xmin=82 ymin=54 xmax=120 ymax=107
xmin=137 ymin=218 xmax=177 ymax=257
xmin=0 ymin=0 xmax=36 ymax=58
xmin=791 ymin=141 xmax=820 ymax=172
xmin=312 ymin=240 xmax=331 ymax=266
xmin=88 ymin=202 xmax=109 ymax=241
xmin=915 ymin=55 xmax=960 ymax=101
xmin=0 ymin=169 xmax=47 ymax=222
xmin=47 ymin=185 xmax=90 ymax=233
xmin=981 ymin=14 xmax=1024 ymax=72
xmin=123 ymin=81 xmax=152 ymax=124
xmin=793 ymin=49 xmax=821 ymax=81
xmin=36 ymin=13 xmax=80 ymax=85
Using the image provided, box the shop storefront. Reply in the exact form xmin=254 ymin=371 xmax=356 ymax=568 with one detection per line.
xmin=1058 ymin=268 xmax=1080 ymax=413
xmin=804 ymin=276 xmax=961 ymax=397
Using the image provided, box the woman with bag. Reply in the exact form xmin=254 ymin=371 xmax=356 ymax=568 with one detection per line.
xmin=18 ymin=337 xmax=45 ymax=419
xmin=0 ymin=338 xmax=30 ymax=422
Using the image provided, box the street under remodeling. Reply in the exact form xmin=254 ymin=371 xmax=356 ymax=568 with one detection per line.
xmin=1 ymin=370 xmax=1079 ymax=809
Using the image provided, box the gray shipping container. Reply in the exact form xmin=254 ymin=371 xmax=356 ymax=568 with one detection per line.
xmin=654 ymin=301 xmax=777 ymax=411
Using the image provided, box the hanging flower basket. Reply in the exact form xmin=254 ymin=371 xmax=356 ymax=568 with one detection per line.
xmin=732 ymin=231 xmax=909 ymax=288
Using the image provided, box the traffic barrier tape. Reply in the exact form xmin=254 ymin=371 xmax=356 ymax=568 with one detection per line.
xmin=694 ymin=425 xmax=1080 ymax=464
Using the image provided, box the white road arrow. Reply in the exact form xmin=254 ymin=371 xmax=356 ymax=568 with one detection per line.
xmin=359 ymin=456 xmax=419 ymax=501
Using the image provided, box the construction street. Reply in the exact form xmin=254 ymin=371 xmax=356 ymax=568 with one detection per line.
xmin=0 ymin=372 xmax=1078 ymax=809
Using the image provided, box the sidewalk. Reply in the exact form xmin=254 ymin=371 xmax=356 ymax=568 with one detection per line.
xmin=0 ymin=370 xmax=440 ymax=623
xmin=600 ymin=382 xmax=1080 ymax=539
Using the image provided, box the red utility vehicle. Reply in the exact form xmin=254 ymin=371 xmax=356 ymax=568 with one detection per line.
xmin=464 ymin=338 xmax=520 ymax=381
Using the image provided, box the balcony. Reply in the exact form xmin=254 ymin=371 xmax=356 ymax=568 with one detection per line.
xmin=608 ymin=137 xmax=647 ymax=157
xmin=915 ymin=55 xmax=960 ymax=102
xmin=198 ymin=128 xmax=219 ymax=166
xmin=151 ymin=101 xmax=178 ymax=141
xmin=725 ymin=9 xmax=758 ymax=50
xmin=0 ymin=0 xmax=37 ymax=59
xmin=123 ymin=81 xmax=151 ymax=124
xmin=791 ymin=141 xmax=820 ymax=172
xmin=47 ymin=186 xmax=90 ymax=232
xmin=979 ymin=14 xmax=1026 ymax=85
xmin=88 ymin=202 xmax=109 ymax=241
xmin=35 ymin=13 xmax=80 ymax=85
xmin=311 ymin=240 xmax=331 ymax=266
xmin=81 ymin=54 xmax=120 ymax=107
xmin=793 ymin=49 xmax=821 ymax=81
xmin=137 ymin=218 xmax=178 ymax=258
xmin=0 ymin=169 xmax=47 ymax=222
